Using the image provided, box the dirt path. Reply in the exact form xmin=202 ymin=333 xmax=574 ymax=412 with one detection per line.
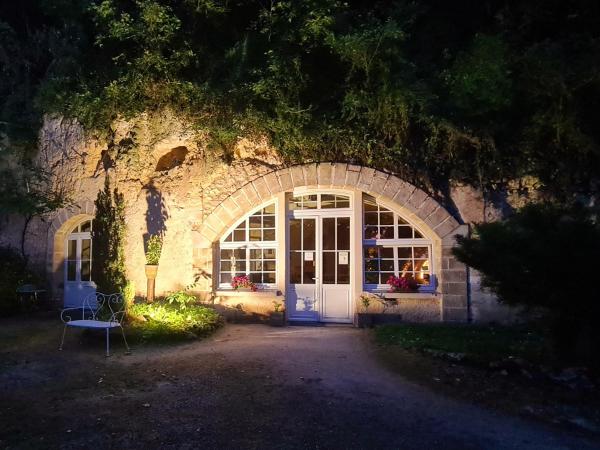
xmin=1 ymin=321 xmax=598 ymax=449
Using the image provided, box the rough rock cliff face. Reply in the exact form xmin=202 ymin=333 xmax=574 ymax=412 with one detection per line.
xmin=0 ymin=112 xmax=536 ymax=322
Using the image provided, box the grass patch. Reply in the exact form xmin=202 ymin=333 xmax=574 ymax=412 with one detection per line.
xmin=126 ymin=301 xmax=223 ymax=343
xmin=375 ymin=323 xmax=551 ymax=366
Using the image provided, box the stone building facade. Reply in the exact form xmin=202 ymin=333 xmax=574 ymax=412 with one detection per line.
xmin=0 ymin=114 xmax=522 ymax=323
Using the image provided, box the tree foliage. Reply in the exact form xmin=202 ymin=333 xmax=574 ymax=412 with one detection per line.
xmin=1 ymin=1 xmax=599 ymax=200
xmin=453 ymin=203 xmax=600 ymax=365
xmin=92 ymin=175 xmax=127 ymax=293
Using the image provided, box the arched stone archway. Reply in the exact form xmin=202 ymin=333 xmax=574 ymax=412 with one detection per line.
xmin=46 ymin=200 xmax=95 ymax=299
xmin=192 ymin=163 xmax=469 ymax=322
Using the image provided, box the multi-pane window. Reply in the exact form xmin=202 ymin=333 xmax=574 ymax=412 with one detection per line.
xmin=363 ymin=195 xmax=433 ymax=290
xmin=66 ymin=220 xmax=92 ymax=282
xmin=290 ymin=193 xmax=350 ymax=210
xmin=220 ymin=204 xmax=277 ymax=287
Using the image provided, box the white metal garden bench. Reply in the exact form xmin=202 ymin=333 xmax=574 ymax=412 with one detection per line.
xmin=59 ymin=292 xmax=130 ymax=357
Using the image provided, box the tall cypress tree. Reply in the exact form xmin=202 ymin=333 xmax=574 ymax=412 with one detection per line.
xmin=92 ymin=176 xmax=127 ymax=293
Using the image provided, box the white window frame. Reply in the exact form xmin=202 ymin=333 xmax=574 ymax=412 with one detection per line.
xmin=362 ymin=196 xmax=436 ymax=293
xmin=218 ymin=200 xmax=279 ymax=290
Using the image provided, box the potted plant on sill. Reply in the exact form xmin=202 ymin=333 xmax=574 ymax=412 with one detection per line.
xmin=145 ymin=234 xmax=162 ymax=303
xmin=231 ymin=275 xmax=257 ymax=292
xmin=355 ymin=294 xmax=375 ymax=328
xmin=386 ymin=275 xmax=419 ymax=293
xmin=269 ymin=300 xmax=285 ymax=327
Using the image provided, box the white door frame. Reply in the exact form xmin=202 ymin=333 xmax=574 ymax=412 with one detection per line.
xmin=285 ymin=189 xmax=356 ymax=323
xmin=64 ymin=230 xmax=96 ymax=307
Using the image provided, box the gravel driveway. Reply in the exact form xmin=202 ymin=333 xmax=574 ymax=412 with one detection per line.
xmin=1 ymin=322 xmax=598 ymax=449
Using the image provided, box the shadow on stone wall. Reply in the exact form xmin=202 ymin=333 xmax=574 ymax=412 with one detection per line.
xmin=143 ymin=180 xmax=169 ymax=251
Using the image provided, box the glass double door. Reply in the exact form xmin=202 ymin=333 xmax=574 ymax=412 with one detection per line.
xmin=64 ymin=233 xmax=96 ymax=307
xmin=287 ymin=215 xmax=352 ymax=322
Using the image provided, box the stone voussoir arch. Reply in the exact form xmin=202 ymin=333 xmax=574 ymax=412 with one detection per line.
xmin=194 ymin=163 xmax=461 ymax=246
xmin=192 ymin=163 xmax=470 ymax=321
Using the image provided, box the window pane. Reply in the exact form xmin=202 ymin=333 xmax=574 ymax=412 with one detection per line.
xmin=67 ymin=261 xmax=76 ymax=281
xmin=290 ymin=252 xmax=302 ymax=283
xmin=364 ymin=226 xmax=379 ymax=239
xmin=234 ymin=248 xmax=246 ymax=259
xmin=249 ymin=273 xmax=261 ymax=283
xmin=305 ymin=194 xmax=318 ymax=209
xmin=380 ymin=226 xmax=394 ymax=239
xmin=249 ymin=249 xmax=262 ymax=259
xmin=364 ymin=246 xmax=378 ymax=258
xmin=364 ymin=196 xmax=378 ymax=211
xmin=263 ymin=248 xmax=276 ymax=259
xmin=322 ymin=252 xmax=336 ymax=283
xmin=303 ymin=219 xmax=315 ymax=250
xmin=249 ymin=229 xmax=261 ymax=241
xmin=221 ymin=273 xmax=232 ymax=284
xmin=249 ymin=216 xmax=261 ymax=228
xmin=263 ymin=272 xmax=276 ymax=283
xmin=68 ymin=240 xmax=77 ymax=259
xmin=337 ymin=217 xmax=350 ymax=250
xmin=263 ymin=229 xmax=276 ymax=241
xmin=81 ymin=239 xmax=91 ymax=260
xmin=224 ymin=232 xmax=233 ymax=242
xmin=397 ymin=247 xmax=412 ymax=258
xmin=250 ymin=260 xmax=263 ymax=271
xmin=364 ymin=258 xmax=379 ymax=272
xmin=264 ymin=260 xmax=276 ymax=271
xmin=414 ymin=247 xmax=429 ymax=259
xmin=364 ymin=212 xmax=378 ymax=226
xmin=303 ymin=259 xmax=315 ymax=284
xmin=80 ymin=221 xmax=92 ymax=232
xmin=337 ymin=261 xmax=349 ymax=284
xmin=380 ymin=260 xmax=394 ymax=271
xmin=399 ymin=260 xmax=413 ymax=272
xmin=221 ymin=261 xmax=232 ymax=271
xmin=290 ymin=219 xmax=301 ymax=250
xmin=263 ymin=203 xmax=275 ymax=214
xmin=414 ymin=229 xmax=424 ymax=239
xmin=81 ymin=261 xmax=91 ymax=281
xmin=233 ymin=228 xmax=246 ymax=241
xmin=380 ymin=212 xmax=394 ymax=225
xmin=263 ymin=215 xmax=275 ymax=228
xmin=221 ymin=249 xmax=232 ymax=259
xmin=365 ymin=272 xmax=379 ymax=284
xmin=380 ymin=247 xmax=394 ymax=258
xmin=323 ymin=218 xmax=336 ymax=251
xmin=397 ymin=226 xmax=413 ymax=238
xmin=321 ymin=194 xmax=335 ymax=209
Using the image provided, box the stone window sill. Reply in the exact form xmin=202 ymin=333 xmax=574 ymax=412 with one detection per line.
xmin=215 ymin=289 xmax=283 ymax=298
xmin=367 ymin=290 xmax=440 ymax=299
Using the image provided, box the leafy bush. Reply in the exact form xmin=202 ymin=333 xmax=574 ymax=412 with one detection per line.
xmin=145 ymin=234 xmax=162 ymax=265
xmin=165 ymin=289 xmax=196 ymax=309
xmin=127 ymin=299 xmax=222 ymax=342
xmin=453 ymin=203 xmax=600 ymax=367
xmin=0 ymin=246 xmax=38 ymax=316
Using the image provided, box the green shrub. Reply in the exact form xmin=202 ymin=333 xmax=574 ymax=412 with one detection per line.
xmin=127 ymin=300 xmax=222 ymax=342
xmin=145 ymin=234 xmax=162 ymax=265
xmin=0 ymin=246 xmax=38 ymax=316
xmin=453 ymin=203 xmax=600 ymax=367
xmin=165 ymin=289 xmax=196 ymax=309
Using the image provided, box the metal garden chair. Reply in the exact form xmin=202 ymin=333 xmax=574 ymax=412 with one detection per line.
xmin=59 ymin=292 xmax=130 ymax=357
